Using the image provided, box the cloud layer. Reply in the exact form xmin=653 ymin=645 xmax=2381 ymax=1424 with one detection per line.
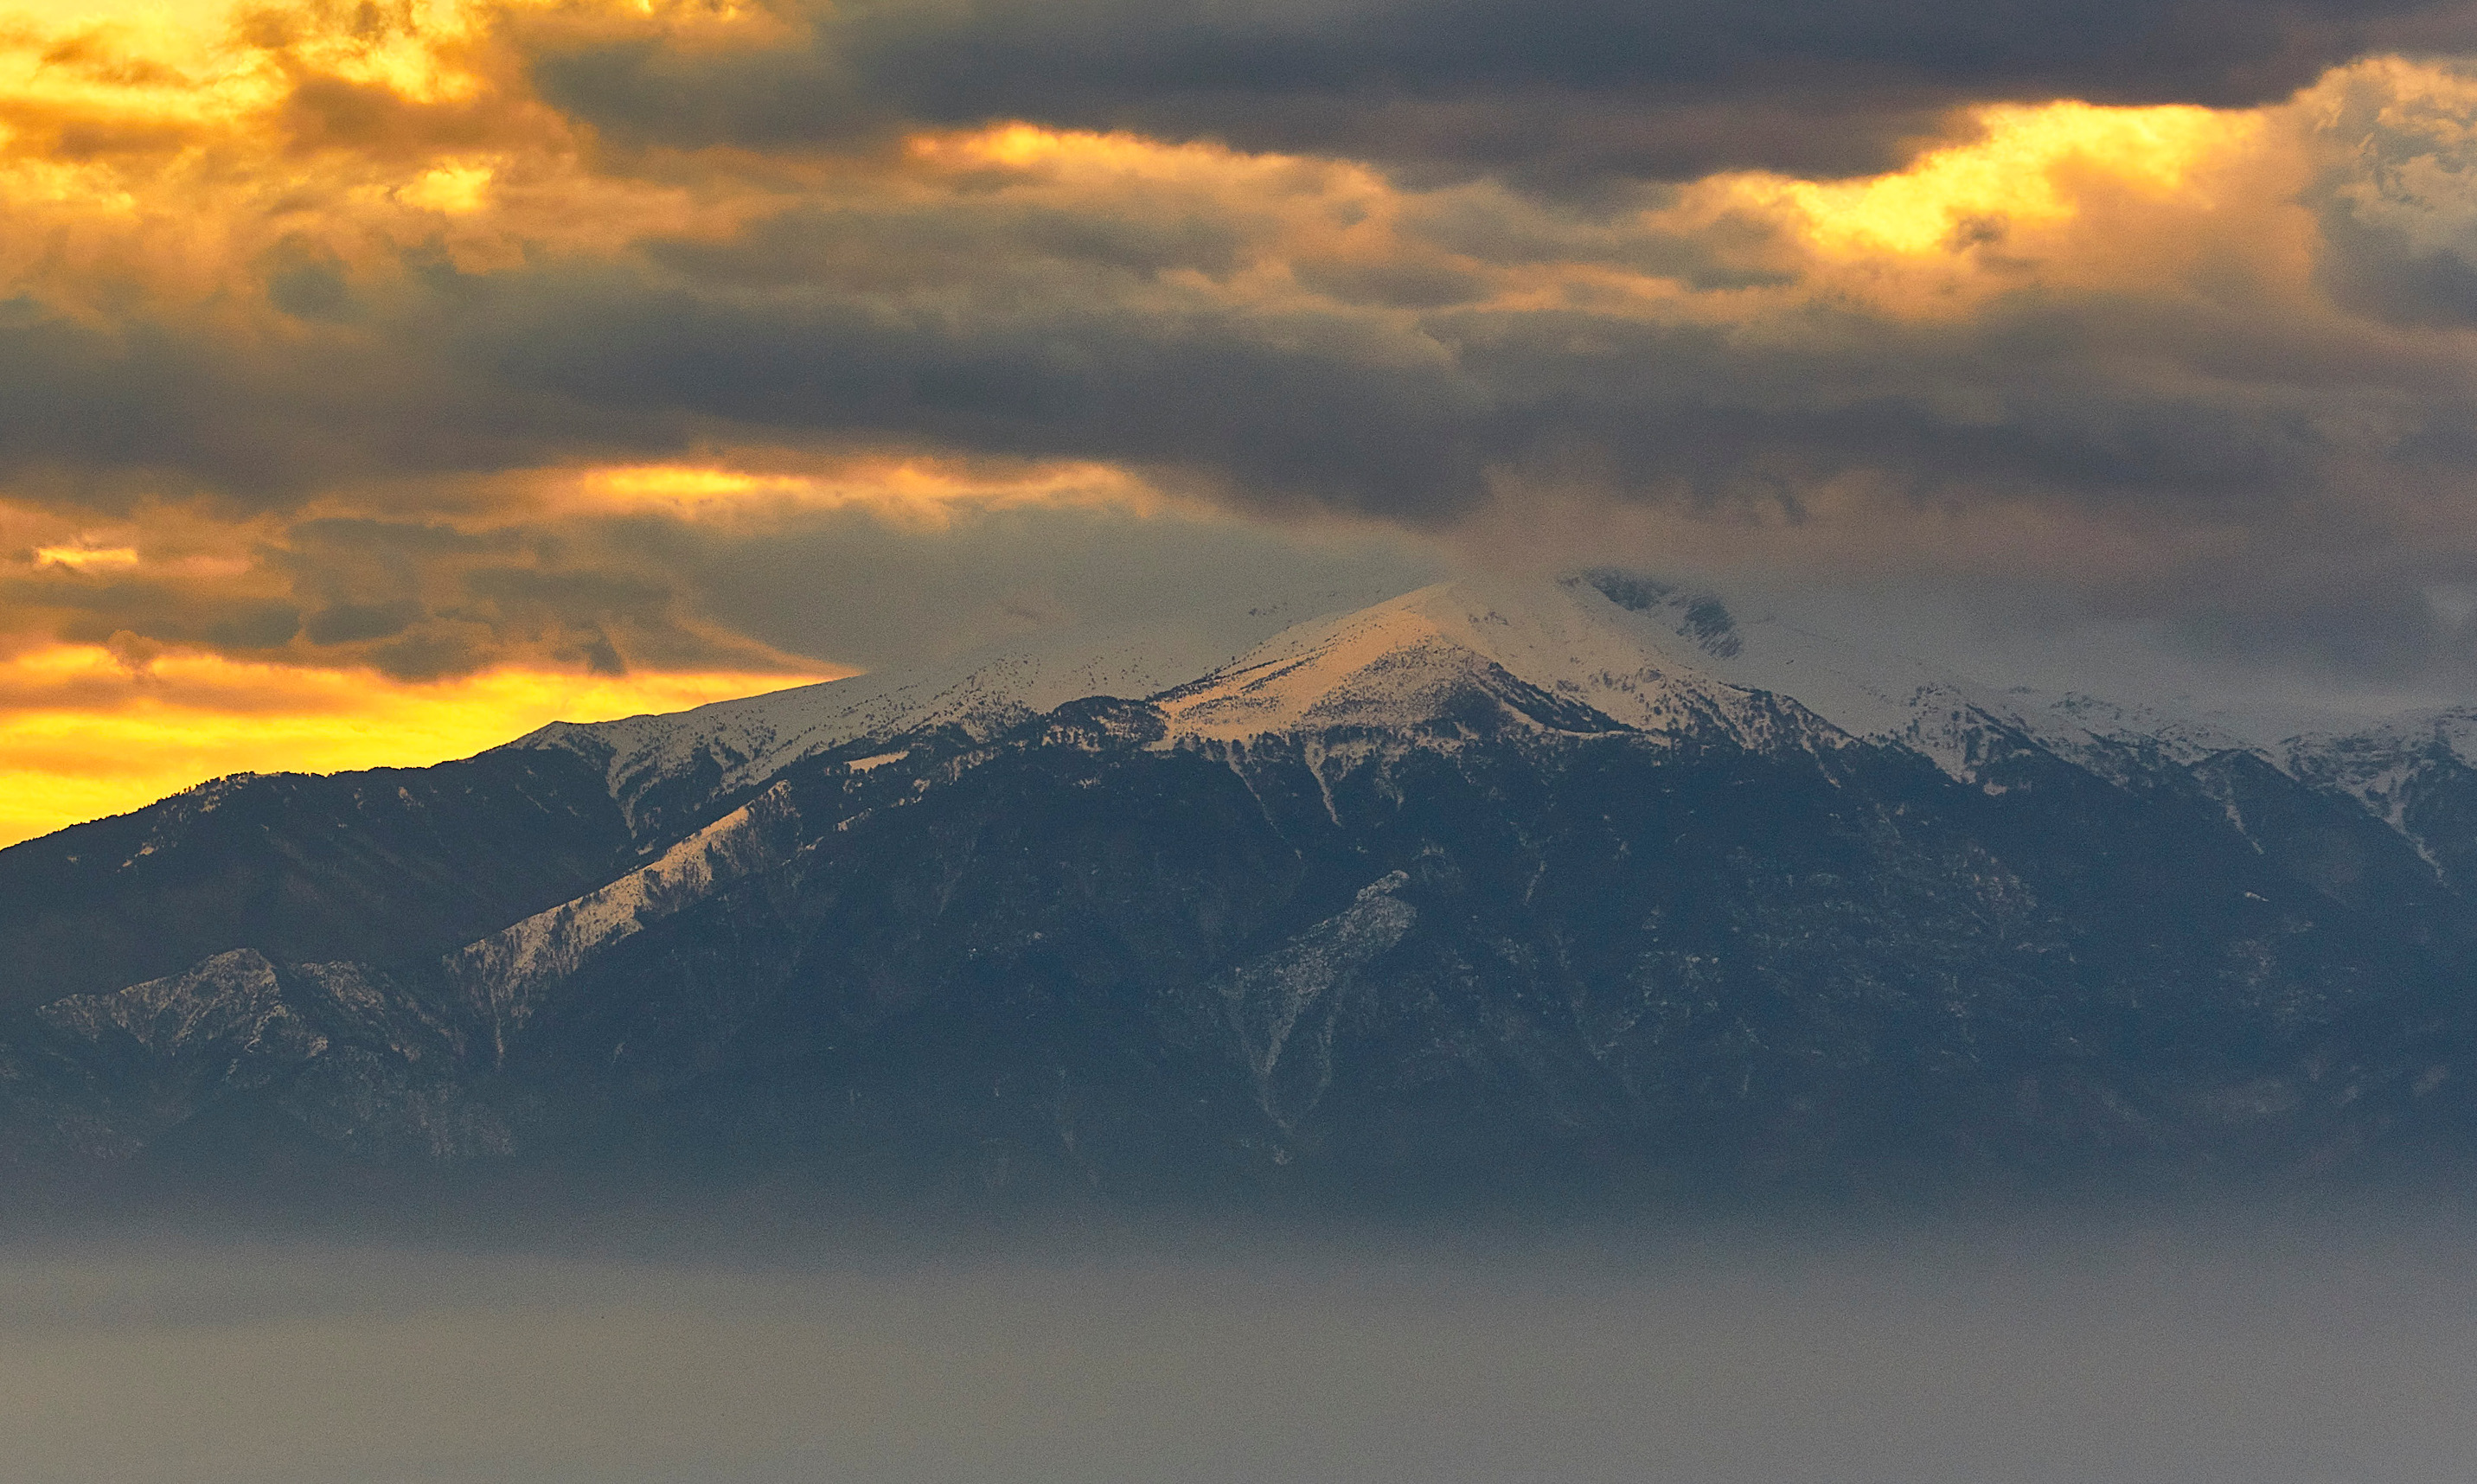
xmin=7 ymin=0 xmax=2477 ymax=837
xmin=529 ymin=0 xmax=2477 ymax=183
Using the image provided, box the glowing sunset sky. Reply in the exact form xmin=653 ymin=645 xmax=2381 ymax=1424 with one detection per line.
xmin=7 ymin=0 xmax=2477 ymax=841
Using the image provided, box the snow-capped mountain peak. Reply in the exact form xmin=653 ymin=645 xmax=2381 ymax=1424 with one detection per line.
xmin=1553 ymin=570 xmax=2258 ymax=783
xmin=509 ymin=612 xmax=1341 ymax=836
xmin=1150 ymin=576 xmax=1806 ymax=746
xmin=512 ymin=567 xmax=2288 ymax=831
xmin=492 ymin=562 xmax=2477 ymax=914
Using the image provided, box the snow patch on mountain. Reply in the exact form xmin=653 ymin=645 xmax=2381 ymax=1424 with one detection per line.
xmin=1219 ymin=871 xmax=1417 ymax=1131
xmin=41 ymin=948 xmax=327 ymax=1062
xmin=2283 ymin=706 xmax=2477 ymax=832
xmin=445 ymin=782 xmax=795 ymax=1059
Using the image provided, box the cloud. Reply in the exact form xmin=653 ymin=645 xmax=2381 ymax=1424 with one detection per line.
xmin=2305 ymin=57 xmax=2477 ymax=327
xmin=8 ymin=0 xmax=2477 ymax=830
xmin=0 ymin=479 xmax=1435 ymax=843
xmin=597 ymin=495 xmax=1439 ymax=673
xmin=0 ymin=93 xmax=2354 ymax=524
xmin=0 ymin=3 xmax=2455 ymax=553
xmin=306 ymin=93 xmax=2449 ymax=579
xmin=526 ymin=0 xmax=2477 ymax=187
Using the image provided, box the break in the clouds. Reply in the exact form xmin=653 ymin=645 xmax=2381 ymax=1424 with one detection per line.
xmin=9 ymin=0 xmax=2477 ymax=837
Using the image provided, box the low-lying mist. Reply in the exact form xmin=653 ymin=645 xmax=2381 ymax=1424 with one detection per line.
xmin=5 ymin=1201 xmax=2474 ymax=1484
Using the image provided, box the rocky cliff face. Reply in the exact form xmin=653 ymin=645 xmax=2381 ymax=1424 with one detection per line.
xmin=6 ymin=573 xmax=2476 ymax=1205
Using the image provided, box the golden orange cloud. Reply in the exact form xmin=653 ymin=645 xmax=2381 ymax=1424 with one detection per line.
xmin=31 ymin=543 xmax=139 ymax=571
xmin=0 ymin=0 xmax=2424 ymax=322
xmin=0 ymin=0 xmax=2467 ymax=848
xmin=0 ymin=0 xmax=787 ymax=317
xmin=894 ymin=99 xmax=2312 ymax=334
xmin=557 ymin=453 xmax=1166 ymax=527
xmin=0 ymin=643 xmax=841 ymax=846
xmin=0 ymin=0 xmax=2341 ymax=348
xmin=1652 ymin=93 xmax=2316 ymax=321
xmin=1743 ymin=101 xmax=2263 ymax=255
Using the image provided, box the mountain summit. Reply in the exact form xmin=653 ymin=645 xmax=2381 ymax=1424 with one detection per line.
xmin=6 ymin=571 xmax=2476 ymax=1202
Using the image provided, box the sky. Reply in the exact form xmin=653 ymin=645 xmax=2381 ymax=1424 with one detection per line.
xmin=11 ymin=0 xmax=2477 ymax=841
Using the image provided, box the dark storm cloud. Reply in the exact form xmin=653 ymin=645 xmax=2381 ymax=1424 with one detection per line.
xmin=640 ymin=202 xmax=1251 ymax=288
xmin=0 ymin=186 xmax=1475 ymax=517
xmin=1435 ymin=297 xmax=2360 ymax=508
xmin=16 ymin=575 xmax=304 ymax=653
xmin=459 ymin=269 xmax=1495 ymax=521
xmin=0 ymin=311 xmax=279 ymax=506
xmin=0 ymin=300 xmax=687 ymax=512
xmin=7 ymin=47 xmax=2477 ymax=694
xmin=2168 ymin=581 xmax=2465 ymax=677
xmin=529 ymin=0 xmax=2477 ymax=183
xmin=402 ymin=240 xmax=2425 ymax=530
xmin=0 ymin=510 xmax=753 ymax=681
xmin=0 ymin=193 xmax=2451 ymax=534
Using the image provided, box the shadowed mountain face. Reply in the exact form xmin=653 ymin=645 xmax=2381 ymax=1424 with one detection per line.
xmin=0 ymin=750 xmax=638 ymax=1014
xmin=6 ymin=574 xmax=2477 ymax=1206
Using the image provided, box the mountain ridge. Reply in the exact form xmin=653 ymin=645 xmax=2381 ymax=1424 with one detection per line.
xmin=8 ymin=569 xmax=2477 ymax=1204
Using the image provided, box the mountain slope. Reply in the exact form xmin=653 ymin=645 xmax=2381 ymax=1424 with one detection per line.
xmin=2285 ymin=707 xmax=2477 ymax=890
xmin=1153 ymin=577 xmax=1805 ymax=745
xmin=1563 ymin=570 xmax=2257 ymax=784
xmin=0 ymin=748 xmax=637 ymax=1015
xmin=8 ymin=571 xmax=2477 ymax=1201
xmin=510 ymin=596 xmax=1377 ymax=844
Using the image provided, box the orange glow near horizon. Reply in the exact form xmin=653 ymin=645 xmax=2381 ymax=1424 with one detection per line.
xmin=0 ymin=644 xmax=844 ymax=847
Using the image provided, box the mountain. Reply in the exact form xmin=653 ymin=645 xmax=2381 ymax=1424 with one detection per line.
xmin=509 ymin=588 xmax=1384 ymax=843
xmin=6 ymin=571 xmax=2477 ymax=1205
xmin=2284 ymin=707 xmax=2477 ymax=891
xmin=0 ymin=750 xmax=637 ymax=1014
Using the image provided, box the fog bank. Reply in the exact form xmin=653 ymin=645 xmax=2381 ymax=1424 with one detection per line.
xmin=3 ymin=1210 xmax=2473 ymax=1483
